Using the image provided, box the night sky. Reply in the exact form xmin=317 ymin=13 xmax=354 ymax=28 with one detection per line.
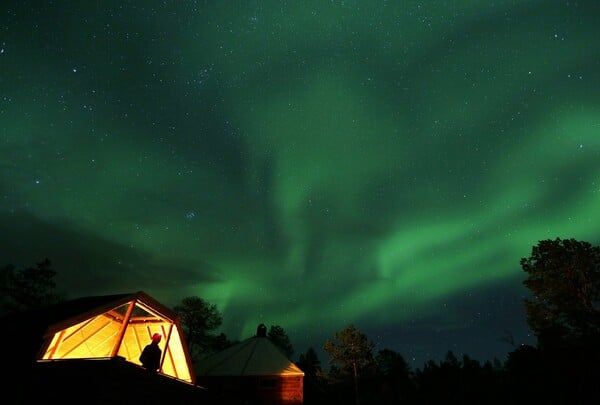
xmin=2 ymin=1 xmax=599 ymax=367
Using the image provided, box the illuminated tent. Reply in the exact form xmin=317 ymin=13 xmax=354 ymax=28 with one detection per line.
xmin=196 ymin=324 xmax=304 ymax=405
xmin=35 ymin=291 xmax=195 ymax=384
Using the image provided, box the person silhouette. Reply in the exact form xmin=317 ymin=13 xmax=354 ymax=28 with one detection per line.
xmin=139 ymin=333 xmax=162 ymax=372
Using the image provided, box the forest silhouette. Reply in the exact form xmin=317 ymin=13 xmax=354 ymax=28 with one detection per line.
xmin=1 ymin=237 xmax=598 ymax=404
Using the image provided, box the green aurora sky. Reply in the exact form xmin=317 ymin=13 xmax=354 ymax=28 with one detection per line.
xmin=2 ymin=1 xmax=599 ymax=366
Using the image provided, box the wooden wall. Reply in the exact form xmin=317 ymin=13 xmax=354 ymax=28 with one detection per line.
xmin=198 ymin=375 xmax=304 ymax=405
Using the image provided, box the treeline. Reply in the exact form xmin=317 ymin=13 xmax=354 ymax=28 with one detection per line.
xmin=2 ymin=237 xmax=599 ymax=404
xmin=297 ymin=338 xmax=598 ymax=404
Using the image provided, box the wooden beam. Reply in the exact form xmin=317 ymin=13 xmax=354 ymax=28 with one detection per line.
xmin=111 ymin=299 xmax=136 ymax=357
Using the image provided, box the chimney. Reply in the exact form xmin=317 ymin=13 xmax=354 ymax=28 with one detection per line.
xmin=256 ymin=323 xmax=267 ymax=337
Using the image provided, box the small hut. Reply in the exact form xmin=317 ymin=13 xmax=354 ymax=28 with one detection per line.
xmin=196 ymin=324 xmax=304 ymax=405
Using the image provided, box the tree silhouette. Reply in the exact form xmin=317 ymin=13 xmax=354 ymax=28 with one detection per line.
xmin=211 ymin=332 xmax=235 ymax=352
xmin=519 ymin=238 xmax=600 ymax=403
xmin=375 ymin=348 xmax=410 ymax=378
xmin=520 ymin=238 xmax=600 ymax=346
xmin=268 ymin=324 xmax=294 ymax=358
xmin=298 ymin=347 xmax=322 ymax=377
xmin=0 ymin=258 xmax=61 ymax=314
xmin=173 ymin=296 xmax=224 ymax=363
xmin=297 ymin=347 xmax=325 ymax=402
xmin=324 ymin=323 xmax=374 ymax=405
xmin=374 ymin=348 xmax=413 ymax=404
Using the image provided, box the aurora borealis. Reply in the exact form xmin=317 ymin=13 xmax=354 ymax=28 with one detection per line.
xmin=2 ymin=1 xmax=599 ymax=366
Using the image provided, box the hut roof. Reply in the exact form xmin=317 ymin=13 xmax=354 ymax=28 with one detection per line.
xmin=197 ymin=327 xmax=304 ymax=377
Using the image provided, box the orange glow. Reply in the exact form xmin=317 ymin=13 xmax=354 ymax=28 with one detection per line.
xmin=39 ymin=292 xmax=193 ymax=383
